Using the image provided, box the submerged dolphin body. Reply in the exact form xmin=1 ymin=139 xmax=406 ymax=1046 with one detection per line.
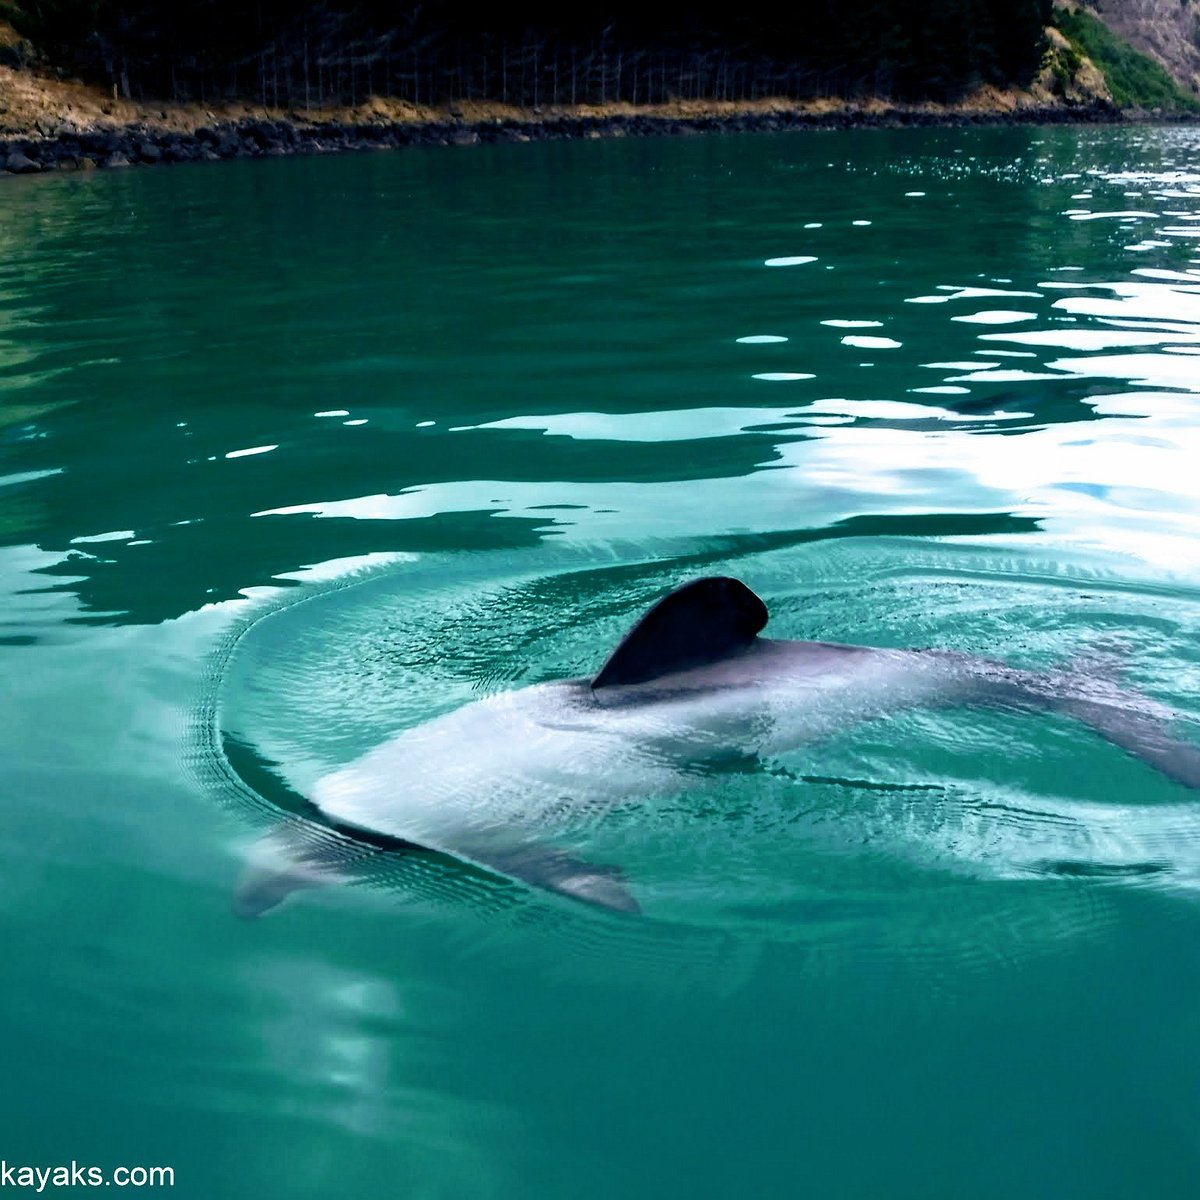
xmin=236 ymin=577 xmax=1200 ymax=915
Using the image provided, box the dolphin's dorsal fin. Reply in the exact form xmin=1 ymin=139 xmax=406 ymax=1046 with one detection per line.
xmin=591 ymin=577 xmax=769 ymax=689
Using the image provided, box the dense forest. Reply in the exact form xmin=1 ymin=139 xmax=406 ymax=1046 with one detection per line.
xmin=2 ymin=0 xmax=1053 ymax=108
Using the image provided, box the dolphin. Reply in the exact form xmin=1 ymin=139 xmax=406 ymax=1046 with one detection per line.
xmin=234 ymin=576 xmax=1200 ymax=916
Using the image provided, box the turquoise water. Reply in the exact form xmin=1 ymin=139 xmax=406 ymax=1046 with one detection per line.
xmin=4 ymin=125 xmax=1200 ymax=1196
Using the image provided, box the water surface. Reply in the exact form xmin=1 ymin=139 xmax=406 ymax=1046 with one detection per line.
xmin=4 ymin=125 xmax=1200 ymax=1197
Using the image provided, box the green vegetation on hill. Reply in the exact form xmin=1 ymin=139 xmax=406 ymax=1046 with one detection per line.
xmin=1054 ymin=5 xmax=1198 ymax=109
xmin=0 ymin=0 xmax=1051 ymax=108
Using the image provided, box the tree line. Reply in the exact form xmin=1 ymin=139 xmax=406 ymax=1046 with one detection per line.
xmin=1 ymin=0 xmax=1053 ymax=108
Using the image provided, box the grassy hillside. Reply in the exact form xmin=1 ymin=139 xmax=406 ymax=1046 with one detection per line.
xmin=1078 ymin=0 xmax=1200 ymax=95
xmin=1054 ymin=5 xmax=1199 ymax=108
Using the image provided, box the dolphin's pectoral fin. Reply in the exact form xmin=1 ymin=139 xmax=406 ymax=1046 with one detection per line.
xmin=234 ymin=823 xmax=639 ymax=917
xmin=591 ymin=576 xmax=768 ymax=688
xmin=477 ymin=844 xmax=641 ymax=914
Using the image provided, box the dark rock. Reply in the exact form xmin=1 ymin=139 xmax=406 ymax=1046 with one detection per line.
xmin=78 ymin=131 xmax=120 ymax=156
xmin=239 ymin=121 xmax=270 ymax=147
xmin=0 ymin=39 xmax=32 ymax=70
xmin=242 ymin=120 xmax=286 ymax=150
xmin=3 ymin=151 xmax=41 ymax=174
xmin=0 ymin=96 xmax=1146 ymax=184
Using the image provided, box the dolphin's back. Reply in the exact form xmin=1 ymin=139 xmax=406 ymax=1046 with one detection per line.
xmin=252 ymin=575 xmax=1200 ymax=917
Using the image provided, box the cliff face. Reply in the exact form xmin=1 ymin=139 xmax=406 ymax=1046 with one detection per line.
xmin=1081 ymin=0 xmax=1200 ymax=92
xmin=1039 ymin=26 xmax=1113 ymax=103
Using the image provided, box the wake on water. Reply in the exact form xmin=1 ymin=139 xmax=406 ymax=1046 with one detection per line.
xmin=189 ymin=537 xmax=1200 ymax=983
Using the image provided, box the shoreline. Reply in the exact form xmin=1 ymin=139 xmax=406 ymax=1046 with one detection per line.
xmin=0 ymin=93 xmax=1160 ymax=176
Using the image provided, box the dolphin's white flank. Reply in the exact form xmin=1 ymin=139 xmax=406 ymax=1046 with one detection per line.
xmin=236 ymin=577 xmax=1200 ymax=916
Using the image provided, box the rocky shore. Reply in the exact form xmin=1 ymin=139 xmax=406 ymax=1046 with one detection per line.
xmin=0 ymin=99 xmax=1132 ymax=176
